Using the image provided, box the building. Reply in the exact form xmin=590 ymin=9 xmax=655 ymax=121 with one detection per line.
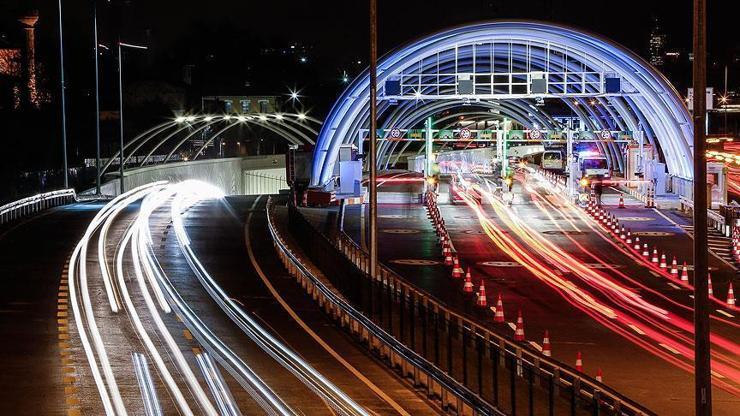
xmin=648 ymin=17 xmax=667 ymax=68
xmin=201 ymin=95 xmax=283 ymax=114
xmin=0 ymin=10 xmax=42 ymax=109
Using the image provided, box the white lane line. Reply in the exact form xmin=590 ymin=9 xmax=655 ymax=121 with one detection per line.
xmin=659 ymin=343 xmax=681 ymax=355
xmin=507 ymin=322 xmax=517 ymax=331
xmin=628 ymin=324 xmax=646 ymax=335
xmin=716 ymin=309 xmax=735 ymax=318
xmin=529 ymin=342 xmax=542 ymax=352
xmin=667 ymin=283 xmax=682 ymax=290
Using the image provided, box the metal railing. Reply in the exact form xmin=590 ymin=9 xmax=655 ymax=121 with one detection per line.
xmin=279 ymin=201 xmax=654 ymax=416
xmin=0 ymin=189 xmax=77 ymax=225
xmin=679 ymin=196 xmax=726 ymax=234
xmin=267 ymin=199 xmax=505 ymax=415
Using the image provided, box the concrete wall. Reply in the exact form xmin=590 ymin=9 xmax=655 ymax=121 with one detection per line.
xmin=99 ymin=155 xmax=286 ymax=196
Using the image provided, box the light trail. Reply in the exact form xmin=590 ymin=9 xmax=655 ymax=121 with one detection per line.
xmin=448 ymin=174 xmax=740 ymax=394
xmin=169 ymin=184 xmax=370 ymax=416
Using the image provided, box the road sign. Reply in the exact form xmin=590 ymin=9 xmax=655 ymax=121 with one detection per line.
xmin=529 ymin=129 xmax=542 ymax=140
xmin=389 ymin=128 xmax=402 ymax=140
xmin=600 ymin=130 xmax=612 ymax=140
xmin=459 ymin=128 xmax=471 ymax=140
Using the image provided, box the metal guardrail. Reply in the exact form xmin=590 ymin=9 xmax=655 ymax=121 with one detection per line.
xmin=276 ymin=200 xmax=654 ymax=416
xmin=267 ymin=199 xmax=505 ymax=415
xmin=0 ymin=189 xmax=77 ymax=225
xmin=679 ymin=196 xmax=727 ymax=234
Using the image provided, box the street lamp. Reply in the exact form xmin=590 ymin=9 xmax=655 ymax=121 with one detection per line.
xmin=116 ymin=41 xmax=148 ymax=194
xmin=57 ymin=0 xmax=69 ymax=188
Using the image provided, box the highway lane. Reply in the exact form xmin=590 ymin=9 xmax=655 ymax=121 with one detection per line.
xmin=304 ymin=172 xmax=740 ymax=415
xmin=171 ymin=194 xmax=440 ymax=415
xmin=0 ymin=202 xmax=100 ymax=416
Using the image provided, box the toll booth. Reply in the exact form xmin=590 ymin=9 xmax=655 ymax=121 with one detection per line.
xmin=707 ymin=162 xmax=727 ymax=209
xmin=625 ymin=144 xmax=654 ymax=183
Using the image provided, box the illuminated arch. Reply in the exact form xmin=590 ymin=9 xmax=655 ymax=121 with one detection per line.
xmin=312 ymin=20 xmax=692 ymax=186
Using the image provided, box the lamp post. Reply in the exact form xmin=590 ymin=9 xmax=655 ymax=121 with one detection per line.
xmin=368 ymin=0 xmax=378 ymax=308
xmin=116 ymin=41 xmax=148 ymax=194
xmin=93 ymin=0 xmax=101 ymax=195
xmin=692 ymin=0 xmax=712 ymax=415
xmin=57 ymin=0 xmax=69 ymax=188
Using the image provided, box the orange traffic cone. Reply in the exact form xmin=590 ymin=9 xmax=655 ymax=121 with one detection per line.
xmin=494 ymin=294 xmax=505 ymax=322
xmin=542 ymin=330 xmax=552 ymax=357
xmin=452 ymin=257 xmax=463 ymax=278
xmin=463 ymin=268 xmax=474 ymax=293
xmin=618 ymin=193 xmax=625 ymax=208
xmin=633 ymin=236 xmax=641 ymax=250
xmin=476 ymin=281 xmax=487 ymax=307
xmin=575 ymin=351 xmax=583 ymax=372
xmin=596 ymin=368 xmax=603 ymax=382
xmin=659 ymin=253 xmax=667 ymax=269
xmin=651 ymin=248 xmax=659 ymax=263
xmin=670 ymin=257 xmax=678 ymax=276
xmin=626 ymin=230 xmax=632 ymax=245
xmin=728 ymin=283 xmax=736 ymax=306
xmin=680 ymin=262 xmax=689 ymax=282
xmin=620 ymin=226 xmax=626 ymax=240
xmin=514 ymin=310 xmax=525 ymax=341
xmin=642 ymin=243 xmax=649 ymax=257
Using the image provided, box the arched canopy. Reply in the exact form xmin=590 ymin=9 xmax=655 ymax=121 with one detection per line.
xmin=312 ymin=20 xmax=692 ymax=187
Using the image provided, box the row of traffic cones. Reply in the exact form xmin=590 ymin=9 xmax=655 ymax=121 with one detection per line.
xmin=427 ymin=189 xmax=607 ymax=382
xmin=585 ymin=199 xmax=737 ymax=308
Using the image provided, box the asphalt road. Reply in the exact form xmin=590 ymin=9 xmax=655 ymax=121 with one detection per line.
xmin=302 ymin=173 xmax=740 ymax=415
xmin=0 ymin=202 xmax=101 ymax=415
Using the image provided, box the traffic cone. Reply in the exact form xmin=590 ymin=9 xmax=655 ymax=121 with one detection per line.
xmin=542 ymin=330 xmax=552 ymax=357
xmin=708 ymin=273 xmax=713 ymax=296
xmin=463 ymin=268 xmax=474 ymax=293
xmin=476 ymin=281 xmax=487 ymax=307
xmin=651 ymin=248 xmax=659 ymax=263
xmin=626 ymin=230 xmax=632 ymax=245
xmin=494 ymin=294 xmax=505 ymax=322
xmin=670 ymin=257 xmax=678 ymax=276
xmin=514 ymin=310 xmax=525 ymax=341
xmin=444 ymin=246 xmax=453 ymax=266
xmin=611 ymin=216 xmax=618 ymax=231
xmin=596 ymin=368 xmax=603 ymax=383
xmin=642 ymin=243 xmax=649 ymax=257
xmin=618 ymin=193 xmax=625 ymax=208
xmin=633 ymin=236 xmax=641 ymax=250
xmin=620 ymin=226 xmax=626 ymax=240
xmin=728 ymin=283 xmax=736 ymax=306
xmin=452 ymin=257 xmax=463 ymax=278
xmin=575 ymin=352 xmax=583 ymax=372
xmin=681 ymin=262 xmax=689 ymax=282
xmin=659 ymin=253 xmax=667 ymax=269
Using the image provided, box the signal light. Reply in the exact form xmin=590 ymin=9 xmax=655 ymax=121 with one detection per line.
xmin=579 ymin=178 xmax=590 ymax=187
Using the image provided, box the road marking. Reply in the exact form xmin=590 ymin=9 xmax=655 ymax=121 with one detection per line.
xmin=529 ymin=341 xmax=542 ymax=352
xmin=659 ymin=343 xmax=681 ymax=355
xmin=628 ymin=324 xmax=645 ymax=335
xmin=667 ymin=282 xmax=682 ymax=290
xmin=716 ymin=309 xmax=735 ymax=318
xmin=183 ymin=329 xmax=193 ymax=340
xmin=507 ymin=322 xmax=517 ymax=331
xmin=245 ymin=205 xmax=411 ymax=416
xmin=711 ymin=370 xmax=726 ymax=379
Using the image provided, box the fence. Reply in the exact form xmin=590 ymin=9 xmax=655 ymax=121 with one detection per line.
xmin=0 ymin=189 xmax=77 ymax=225
xmin=281 ymin=203 xmax=654 ymax=416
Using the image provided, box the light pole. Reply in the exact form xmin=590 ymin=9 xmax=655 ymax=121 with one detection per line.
xmin=57 ymin=0 xmax=69 ymax=188
xmin=93 ymin=0 xmax=101 ymax=195
xmin=368 ymin=0 xmax=379 ymax=304
xmin=116 ymin=41 xmax=148 ymax=194
xmin=692 ymin=0 xmax=712 ymax=415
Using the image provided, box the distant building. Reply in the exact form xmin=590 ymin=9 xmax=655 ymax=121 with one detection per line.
xmin=0 ymin=10 xmax=43 ymax=109
xmin=648 ymin=17 xmax=667 ymax=68
xmin=201 ymin=95 xmax=283 ymax=114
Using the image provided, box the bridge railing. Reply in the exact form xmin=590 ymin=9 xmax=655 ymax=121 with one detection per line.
xmin=277 ymin=201 xmax=655 ymax=416
xmin=0 ymin=189 xmax=77 ymax=225
xmin=268 ymin=199 xmax=506 ymax=416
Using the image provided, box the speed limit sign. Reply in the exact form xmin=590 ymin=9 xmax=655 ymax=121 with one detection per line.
xmin=529 ymin=129 xmax=542 ymax=140
xmin=600 ymin=130 xmax=611 ymax=140
xmin=389 ymin=128 xmax=402 ymax=140
xmin=459 ymin=128 xmax=471 ymax=140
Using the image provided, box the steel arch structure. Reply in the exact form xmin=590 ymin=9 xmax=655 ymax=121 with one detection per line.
xmin=311 ymin=20 xmax=692 ymax=187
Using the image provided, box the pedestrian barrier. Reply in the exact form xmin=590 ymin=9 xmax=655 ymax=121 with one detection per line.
xmin=0 ymin=189 xmax=77 ymax=225
xmin=276 ymin=199 xmax=655 ymax=416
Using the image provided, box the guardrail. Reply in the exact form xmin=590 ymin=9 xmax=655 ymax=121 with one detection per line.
xmin=679 ymin=197 xmax=727 ymax=235
xmin=268 ymin=198 xmax=504 ymax=415
xmin=0 ymin=189 xmax=77 ymax=225
xmin=277 ymin=201 xmax=654 ymax=416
